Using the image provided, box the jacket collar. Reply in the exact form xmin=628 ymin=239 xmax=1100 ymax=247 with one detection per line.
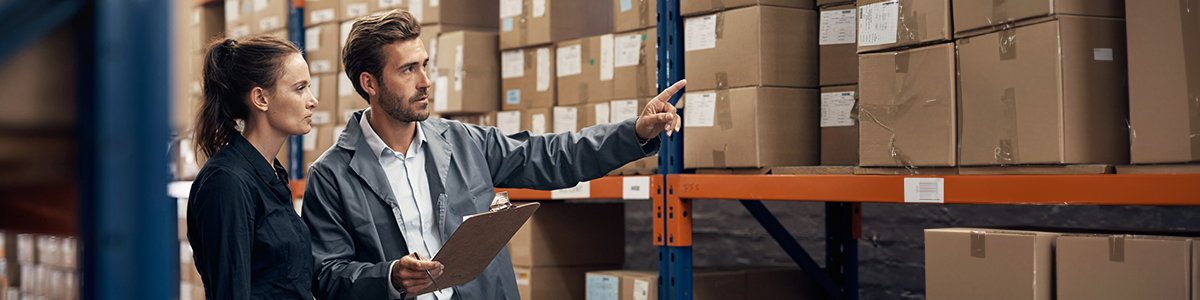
xmin=227 ymin=131 xmax=288 ymax=186
xmin=337 ymin=109 xmax=452 ymax=203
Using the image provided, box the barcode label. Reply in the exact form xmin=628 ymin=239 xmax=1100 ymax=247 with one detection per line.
xmin=904 ymin=178 xmax=944 ymax=203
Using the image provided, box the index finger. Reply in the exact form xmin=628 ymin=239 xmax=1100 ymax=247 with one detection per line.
xmin=654 ymin=79 xmax=688 ymax=103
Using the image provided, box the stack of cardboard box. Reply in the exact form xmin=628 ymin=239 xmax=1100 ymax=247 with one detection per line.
xmin=817 ymin=0 xmax=858 ymax=166
xmin=679 ymin=0 xmax=820 ymax=170
xmin=586 ymin=267 xmax=825 ymax=300
xmin=2 ymin=233 xmax=80 ymax=300
xmin=507 ymin=202 xmax=625 ymax=300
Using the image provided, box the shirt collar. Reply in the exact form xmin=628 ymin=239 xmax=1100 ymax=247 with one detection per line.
xmin=359 ymin=107 xmax=427 ymax=160
xmin=227 ymin=131 xmax=288 ymax=185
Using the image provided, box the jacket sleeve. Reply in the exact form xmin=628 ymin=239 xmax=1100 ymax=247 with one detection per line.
xmin=302 ymin=165 xmax=402 ymax=300
xmin=191 ymin=169 xmax=254 ymax=300
xmin=468 ymin=116 xmax=660 ymax=190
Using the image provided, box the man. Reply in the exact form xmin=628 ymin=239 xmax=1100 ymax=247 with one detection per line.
xmin=302 ymin=9 xmax=684 ymax=300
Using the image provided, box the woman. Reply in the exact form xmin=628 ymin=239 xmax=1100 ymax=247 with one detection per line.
xmin=187 ymin=35 xmax=317 ymax=299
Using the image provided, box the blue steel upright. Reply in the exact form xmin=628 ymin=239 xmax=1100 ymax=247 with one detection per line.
xmin=656 ymin=0 xmax=689 ymax=299
xmin=287 ymin=0 xmax=305 ymax=181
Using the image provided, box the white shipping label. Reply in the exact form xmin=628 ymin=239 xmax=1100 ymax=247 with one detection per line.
xmin=501 ymin=49 xmax=525 ymax=79
xmin=312 ymin=111 xmax=332 ymax=125
xmin=595 ymin=103 xmax=611 ymax=124
xmin=614 ymin=34 xmax=642 ymax=68
xmin=253 ymin=0 xmax=268 ymax=12
xmin=310 ymin=60 xmax=333 ymax=73
xmin=231 ymin=25 xmax=251 ymax=39
xmin=1094 ymin=48 xmax=1114 ymax=61
xmin=820 ymin=91 xmax=856 ymax=127
xmin=303 ymin=127 xmax=318 ymax=151
xmin=557 ymin=45 xmax=582 ymax=77
xmin=347 ymin=3 xmax=369 ymax=19
xmin=193 ymin=10 xmax=201 ymax=25
xmin=260 ymin=17 xmax=281 ymax=31
xmin=551 ymin=181 xmax=591 ymax=199
xmin=311 ymin=8 xmax=336 ymax=24
xmin=338 ymin=73 xmax=355 ymax=96
xmin=434 ymin=76 xmax=449 ymax=112
xmin=536 ymin=48 xmax=551 ymax=91
xmin=904 ymin=178 xmax=944 ymax=203
xmin=600 ymin=34 xmax=615 ymax=81
xmin=339 ymin=21 xmax=354 ymax=48
xmin=454 ymin=45 xmax=464 ymax=91
xmin=820 ymin=9 xmax=857 ymax=45
xmin=378 ymin=0 xmax=401 ymax=8
xmin=684 ymin=14 xmax=718 ymax=52
xmin=533 ymin=0 xmax=546 ymax=17
xmin=683 ymin=93 xmax=716 ymax=127
xmin=858 ymin=0 xmax=899 ymax=46
xmin=622 ymin=176 xmax=651 ymax=199
xmin=309 ymin=76 xmax=321 ymax=98
xmin=500 ymin=0 xmax=521 ymax=18
xmin=611 ymin=99 xmax=640 ymax=122
xmin=226 ymin=0 xmax=240 ymax=21
xmin=553 ymin=107 xmax=578 ymax=133
xmin=497 ymin=111 xmax=521 ymax=135
xmin=409 ymin=0 xmax=424 ymax=22
xmin=586 ymin=275 xmax=619 ymax=300
xmin=633 ymin=279 xmax=650 ymax=300
xmin=305 ymin=27 xmax=322 ymax=52
xmin=428 ymin=38 xmax=440 ymax=78
xmin=431 ymin=0 xmax=439 ymax=7
xmin=531 ymin=113 xmax=547 ymax=135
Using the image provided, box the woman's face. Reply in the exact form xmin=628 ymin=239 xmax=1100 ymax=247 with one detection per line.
xmin=265 ymin=53 xmax=318 ymax=136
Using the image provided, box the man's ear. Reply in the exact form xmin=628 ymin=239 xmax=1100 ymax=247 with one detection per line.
xmin=249 ymin=87 xmax=269 ymax=112
xmin=359 ymin=72 xmax=378 ymax=98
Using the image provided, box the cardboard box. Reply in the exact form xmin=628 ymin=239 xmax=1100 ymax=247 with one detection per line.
xmin=1127 ymin=0 xmax=1200 ymax=164
xmin=521 ymin=107 xmax=553 ymax=136
xmin=499 ymin=0 xmax=613 ymax=50
xmin=224 ymin=0 xmax=254 ymax=39
xmin=496 ymin=110 xmax=522 ymax=135
xmin=952 ymin=0 xmax=1124 ymax=37
xmin=925 ymin=228 xmax=1059 ymax=300
xmin=304 ymin=0 xmax=340 ymax=27
xmin=858 ymin=43 xmax=956 ymax=167
xmin=502 ymin=45 xmax=557 ymax=111
xmin=446 ymin=113 xmax=493 ymax=127
xmin=304 ymin=23 xmax=341 ymax=75
xmin=684 ymin=6 xmax=818 ymax=91
xmin=552 ymin=106 xmax=584 ymax=134
xmin=613 ymin=29 xmax=658 ymax=100
xmin=683 ymin=86 xmax=819 ymax=168
xmin=337 ymin=74 xmax=370 ymax=123
xmin=586 ymin=270 xmax=655 ymax=300
xmin=310 ymin=74 xmax=339 ymax=126
xmin=820 ymin=85 xmax=858 ymax=166
xmin=302 ymin=124 xmax=336 ymax=172
xmin=412 ymin=0 xmax=499 ymax=28
xmin=1057 ymin=234 xmax=1194 ymax=300
xmin=431 ymin=30 xmax=499 ymax=114
xmin=855 ymin=0 xmax=951 ymax=53
xmin=341 ymin=0 xmax=377 ymax=21
xmin=817 ymin=0 xmax=854 ymax=6
xmin=819 ymin=4 xmax=857 ymax=86
xmin=422 ymin=24 xmax=496 ymax=82
xmin=614 ymin=0 xmax=658 ymax=32
xmin=957 ymin=17 xmax=1128 ymax=166
xmin=515 ymin=265 xmax=621 ymax=300
xmin=680 ymin=0 xmax=814 ymax=17
xmin=191 ymin=3 xmax=225 ymax=53
xmin=253 ymin=0 xmax=289 ymax=34
xmin=509 ymin=202 xmax=624 ymax=267
xmin=556 ymin=35 xmax=615 ymax=106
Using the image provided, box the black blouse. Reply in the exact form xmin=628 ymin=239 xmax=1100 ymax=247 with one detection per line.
xmin=187 ymin=132 xmax=314 ymax=300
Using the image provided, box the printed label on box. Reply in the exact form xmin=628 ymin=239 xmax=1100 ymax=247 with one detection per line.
xmin=684 ymin=14 xmax=718 ymax=52
xmin=253 ymin=0 xmax=268 ymax=12
xmin=586 ymin=275 xmax=619 ymax=300
xmin=454 ymin=45 xmax=464 ymax=91
xmin=1094 ymin=48 xmax=1113 ymax=61
xmin=557 ymin=45 xmax=582 ymax=77
xmin=434 ymin=76 xmax=449 ymax=112
xmin=611 ymin=99 xmax=640 ymax=122
xmin=226 ymin=0 xmax=241 ymax=21
xmin=503 ymin=18 xmax=514 ymax=32
xmin=310 ymin=60 xmax=333 ymax=73
xmin=409 ymin=0 xmax=424 ymax=22
xmin=595 ymin=103 xmax=611 ymax=124
xmin=502 ymin=49 xmax=525 ymax=79
xmin=305 ymin=27 xmax=322 ymax=52
xmin=683 ymin=93 xmax=716 ymax=127
xmin=858 ymin=0 xmax=899 ymax=46
xmin=347 ymin=3 xmax=368 ymax=18
xmin=378 ymin=0 xmax=399 ymax=8
xmin=536 ymin=48 xmax=551 ymax=91
xmin=338 ymin=73 xmax=355 ymax=96
xmin=621 ymin=0 xmax=633 ymax=12
xmin=615 ymin=34 xmax=642 ymax=68
xmin=531 ymin=113 xmax=547 ymax=135
xmin=554 ymin=107 xmax=578 ymax=133
xmin=339 ymin=21 xmax=353 ymax=48
xmin=623 ymin=176 xmax=651 ymax=199
xmin=231 ymin=25 xmax=251 ymax=39
xmin=500 ymin=0 xmax=521 ymax=18
xmin=533 ymin=0 xmax=546 ymax=17
xmin=312 ymin=111 xmax=332 ymax=125
xmin=551 ymin=181 xmax=591 ymax=199
xmin=303 ymin=127 xmax=318 ymax=151
xmin=311 ymin=8 xmax=336 ymax=24
xmin=904 ymin=178 xmax=944 ymax=203
xmin=506 ymin=89 xmax=521 ymax=105
xmin=260 ymin=17 xmax=281 ymax=31
xmin=600 ymin=34 xmax=615 ymax=81
xmin=820 ymin=9 xmax=857 ymax=45
xmin=431 ymin=0 xmax=439 ymax=6
xmin=497 ymin=111 xmax=521 ymax=135
xmin=633 ymin=279 xmax=650 ymax=300
xmin=821 ymin=91 xmax=856 ymax=127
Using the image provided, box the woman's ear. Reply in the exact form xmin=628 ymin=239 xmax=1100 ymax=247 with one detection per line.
xmin=249 ymin=86 xmax=269 ymax=112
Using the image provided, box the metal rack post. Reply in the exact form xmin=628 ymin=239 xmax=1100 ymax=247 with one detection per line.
xmin=656 ymin=0 xmax=688 ymax=298
xmin=287 ymin=0 xmax=305 ymax=182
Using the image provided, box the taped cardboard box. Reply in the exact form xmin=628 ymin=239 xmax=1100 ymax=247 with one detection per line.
xmin=432 ymin=30 xmax=500 ymax=114
xmin=684 ymin=6 xmax=818 ymax=91
xmin=820 ymin=85 xmax=858 ymax=166
xmin=607 ymin=99 xmax=654 ymax=171
xmin=521 ymin=107 xmax=553 ymax=136
xmin=1057 ymin=234 xmax=1194 ymax=300
xmin=340 ymin=0 xmax=377 ymax=22
xmin=508 ymin=202 xmax=624 ymax=267
xmin=224 ymin=0 xmax=254 ymax=39
xmin=614 ymin=0 xmax=658 ymax=32
xmin=302 ymin=124 xmax=336 ymax=174
xmin=925 ymin=228 xmax=1059 ymax=300
xmin=501 ymin=45 xmax=557 ymax=111
xmin=499 ymin=0 xmax=613 ymax=50
xmin=819 ymin=4 xmax=858 ymax=86
xmin=952 ymin=0 xmax=1124 ymax=38
xmin=514 ymin=265 xmax=621 ymax=300
xmin=304 ymin=23 xmax=341 ymax=75
xmin=303 ymin=0 xmax=340 ymax=27
xmin=556 ymin=35 xmax=615 ymax=106
xmin=585 ymin=270 xmax=658 ymax=300
xmin=612 ymin=29 xmax=658 ymax=100
xmin=680 ymin=0 xmax=814 ymax=17
xmin=858 ymin=43 xmax=956 ymax=167
xmin=191 ymin=2 xmax=225 ymax=53
xmin=496 ymin=110 xmax=522 ymax=135
xmin=310 ymin=74 xmax=339 ymax=127
xmin=412 ymin=0 xmax=499 ymax=28
xmin=422 ymin=24 xmax=496 ymax=87
xmin=253 ymin=0 xmax=289 ymax=34
xmin=682 ymin=87 xmax=819 ymax=169
xmin=855 ymin=0 xmax=951 ymax=54
xmin=957 ymin=17 xmax=1128 ymax=166
xmin=337 ymin=73 xmax=370 ymax=124
xmin=1127 ymin=0 xmax=1200 ymax=164
xmin=551 ymin=106 xmax=584 ymax=134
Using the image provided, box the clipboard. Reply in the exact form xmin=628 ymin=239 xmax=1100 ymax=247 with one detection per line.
xmin=413 ymin=201 xmax=540 ymax=295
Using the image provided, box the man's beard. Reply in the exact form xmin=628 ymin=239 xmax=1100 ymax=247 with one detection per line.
xmin=377 ymin=81 xmax=430 ymax=123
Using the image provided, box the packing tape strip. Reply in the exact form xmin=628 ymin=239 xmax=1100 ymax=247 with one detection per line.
xmin=970 ymin=231 xmax=986 ymax=258
xmin=996 ymin=87 xmax=1020 ymax=164
xmin=992 ymin=0 xmax=1009 ymax=25
xmin=581 ymin=38 xmax=593 ymax=65
xmin=896 ymin=2 xmax=921 ymax=44
xmin=639 ymin=0 xmax=651 ymax=29
xmin=636 ymin=33 xmax=652 ymax=97
xmin=1108 ymin=236 xmax=1124 ymax=262
xmin=579 ymin=83 xmax=589 ymax=103
xmin=715 ymin=87 xmax=733 ymax=130
xmin=895 ymin=51 xmax=911 ymax=74
xmin=999 ymin=27 xmax=1017 ymax=61
xmin=710 ymin=0 xmax=724 ymax=13
xmin=712 ymin=149 xmax=727 ymax=168
xmin=524 ymin=48 xmax=534 ymax=71
xmin=714 ymin=12 xmax=725 ymax=39
xmin=519 ymin=0 xmax=529 ymax=46
xmin=1182 ymin=0 xmax=1200 ymax=161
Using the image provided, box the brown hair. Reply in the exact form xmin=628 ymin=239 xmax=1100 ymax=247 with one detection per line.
xmin=342 ymin=9 xmax=422 ymax=104
xmin=195 ymin=35 xmax=300 ymax=159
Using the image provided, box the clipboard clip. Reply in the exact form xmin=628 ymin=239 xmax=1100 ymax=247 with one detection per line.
xmin=489 ymin=191 xmax=513 ymax=212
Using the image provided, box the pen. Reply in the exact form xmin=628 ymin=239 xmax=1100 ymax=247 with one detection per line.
xmin=413 ymin=252 xmax=441 ymax=291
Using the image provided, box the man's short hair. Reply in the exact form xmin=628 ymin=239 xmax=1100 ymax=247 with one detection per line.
xmin=341 ymin=9 xmax=421 ymax=103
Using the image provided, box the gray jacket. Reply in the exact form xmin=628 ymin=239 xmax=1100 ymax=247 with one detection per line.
xmin=302 ymin=110 xmax=658 ymax=300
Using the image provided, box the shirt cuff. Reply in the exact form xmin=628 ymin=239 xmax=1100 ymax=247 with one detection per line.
xmin=388 ymin=260 xmax=406 ymax=299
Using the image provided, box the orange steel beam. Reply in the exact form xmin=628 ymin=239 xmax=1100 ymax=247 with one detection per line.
xmin=669 ymin=174 xmax=1200 ymax=205
xmin=498 ymin=175 xmax=662 ymax=200
xmin=290 ymin=179 xmax=306 ymax=199
xmin=665 ymin=178 xmax=693 ymax=246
